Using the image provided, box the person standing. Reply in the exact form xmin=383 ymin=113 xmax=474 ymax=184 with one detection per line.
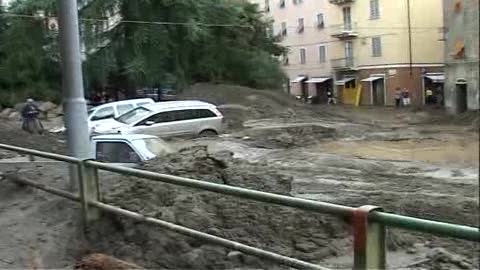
xmin=327 ymin=89 xmax=335 ymax=105
xmin=425 ymin=88 xmax=434 ymax=105
xmin=394 ymin=88 xmax=402 ymax=107
xmin=402 ymin=88 xmax=410 ymax=106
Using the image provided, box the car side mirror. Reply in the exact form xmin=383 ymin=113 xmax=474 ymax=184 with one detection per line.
xmin=145 ymin=121 xmax=155 ymax=126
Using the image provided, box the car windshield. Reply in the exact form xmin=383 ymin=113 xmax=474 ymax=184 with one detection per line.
xmin=133 ymin=138 xmax=173 ymax=157
xmin=115 ymin=107 xmax=151 ymax=124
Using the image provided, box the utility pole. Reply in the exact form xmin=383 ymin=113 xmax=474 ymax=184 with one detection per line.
xmin=57 ymin=0 xmax=91 ymax=190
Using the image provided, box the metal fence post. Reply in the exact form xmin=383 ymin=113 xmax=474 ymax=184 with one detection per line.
xmin=77 ymin=160 xmax=100 ymax=227
xmin=353 ymin=205 xmax=386 ymax=270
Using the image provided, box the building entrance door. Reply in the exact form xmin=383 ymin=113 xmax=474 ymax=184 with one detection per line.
xmin=455 ymin=83 xmax=467 ymax=113
xmin=372 ymin=79 xmax=385 ymax=105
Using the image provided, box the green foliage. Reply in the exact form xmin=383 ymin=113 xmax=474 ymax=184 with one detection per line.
xmin=0 ymin=0 xmax=286 ymax=106
xmin=82 ymin=0 xmax=287 ymax=93
xmin=0 ymin=0 xmax=61 ymax=106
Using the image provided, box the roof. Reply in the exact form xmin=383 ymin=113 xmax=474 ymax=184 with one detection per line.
xmin=425 ymin=74 xmax=445 ymax=83
xmin=361 ymin=76 xmax=383 ymax=82
xmin=89 ymin=98 xmax=154 ymax=110
xmin=305 ymin=77 xmax=331 ymax=83
xmin=92 ymin=134 xmax=158 ymax=140
xmin=142 ymin=100 xmax=216 ymax=111
xmin=334 ymin=77 xmax=356 ymax=85
xmin=291 ymin=76 xmax=307 ymax=83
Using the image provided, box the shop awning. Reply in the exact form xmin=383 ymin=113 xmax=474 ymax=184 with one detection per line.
xmin=334 ymin=77 xmax=355 ymax=85
xmin=305 ymin=77 xmax=331 ymax=83
xmin=361 ymin=76 xmax=383 ymax=82
xmin=290 ymin=76 xmax=307 ymax=83
xmin=425 ymin=74 xmax=445 ymax=83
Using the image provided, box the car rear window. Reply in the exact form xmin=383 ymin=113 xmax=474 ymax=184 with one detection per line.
xmin=117 ymin=104 xmax=134 ymax=115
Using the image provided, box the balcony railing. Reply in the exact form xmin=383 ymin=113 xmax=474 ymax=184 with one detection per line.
xmin=330 ymin=23 xmax=358 ymax=39
xmin=331 ymin=57 xmax=355 ymax=69
xmin=329 ymin=0 xmax=355 ymax=5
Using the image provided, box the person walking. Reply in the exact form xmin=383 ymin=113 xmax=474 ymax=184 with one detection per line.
xmin=394 ymin=88 xmax=402 ymax=107
xmin=402 ymin=88 xmax=411 ymax=106
xmin=21 ymin=98 xmax=43 ymax=134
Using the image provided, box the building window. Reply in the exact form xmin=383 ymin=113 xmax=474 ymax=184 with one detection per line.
xmin=281 ymin=22 xmax=287 ymax=36
xmin=370 ymin=0 xmax=380 ymax=19
xmin=293 ymin=0 xmax=303 ymax=5
xmin=279 ymin=0 xmax=286 ymax=8
xmin=297 ymin=18 xmax=304 ymax=33
xmin=372 ymin=36 xmax=382 ymax=57
xmin=316 ymin=13 xmax=325 ymax=29
xmin=318 ymin=45 xmax=326 ymax=63
xmin=265 ymin=0 xmax=270 ymax=12
xmin=300 ymin=48 xmax=306 ymax=64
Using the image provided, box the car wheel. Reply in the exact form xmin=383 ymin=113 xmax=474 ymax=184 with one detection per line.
xmin=199 ymin=130 xmax=218 ymax=137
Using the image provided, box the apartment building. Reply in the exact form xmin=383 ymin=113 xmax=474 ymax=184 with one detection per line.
xmin=256 ymin=0 xmax=445 ymax=106
xmin=442 ymin=0 xmax=479 ymax=113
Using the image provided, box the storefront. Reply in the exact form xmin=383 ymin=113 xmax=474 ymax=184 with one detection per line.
xmin=305 ymin=77 xmax=332 ymax=104
xmin=423 ymin=73 xmax=445 ymax=106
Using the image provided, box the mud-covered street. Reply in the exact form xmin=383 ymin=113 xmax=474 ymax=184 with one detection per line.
xmin=0 ymin=86 xmax=478 ymax=269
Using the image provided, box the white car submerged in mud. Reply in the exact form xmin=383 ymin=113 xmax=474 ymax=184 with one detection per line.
xmin=91 ymin=101 xmax=224 ymax=137
xmin=91 ymin=134 xmax=173 ymax=164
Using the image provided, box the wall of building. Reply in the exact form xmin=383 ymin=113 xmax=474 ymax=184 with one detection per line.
xmin=258 ymin=0 xmax=446 ymax=106
xmin=273 ymin=0 xmax=335 ymax=80
xmin=443 ymin=0 xmax=479 ymax=113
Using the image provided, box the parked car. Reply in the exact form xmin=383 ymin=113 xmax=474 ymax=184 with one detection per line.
xmin=159 ymin=88 xmax=176 ymax=101
xmin=91 ymin=101 xmax=224 ymax=137
xmin=136 ymin=87 xmax=177 ymax=102
xmin=91 ymin=134 xmax=172 ymax=164
xmin=50 ymin=98 xmax=155 ymax=134
xmin=88 ymin=98 xmax=155 ymax=123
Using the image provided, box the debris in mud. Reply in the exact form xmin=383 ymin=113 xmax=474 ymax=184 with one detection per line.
xmin=410 ymin=247 xmax=475 ymax=270
xmin=75 ymin=254 xmax=144 ymax=270
xmin=0 ymin=122 xmax=66 ymax=154
xmin=88 ymin=146 xmax=349 ymax=269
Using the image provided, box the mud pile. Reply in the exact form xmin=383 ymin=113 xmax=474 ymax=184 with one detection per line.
xmin=239 ymin=124 xmax=336 ymax=149
xmin=89 ymin=146 xmax=349 ymax=269
xmin=0 ymin=121 xmax=66 ymax=154
xmin=179 ymin=83 xmax=312 ymax=130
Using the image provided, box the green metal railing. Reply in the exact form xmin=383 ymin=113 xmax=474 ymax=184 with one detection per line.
xmin=0 ymin=143 xmax=478 ymax=270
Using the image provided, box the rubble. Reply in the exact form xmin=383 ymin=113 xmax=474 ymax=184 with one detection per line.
xmin=87 ymin=146 xmax=349 ymax=269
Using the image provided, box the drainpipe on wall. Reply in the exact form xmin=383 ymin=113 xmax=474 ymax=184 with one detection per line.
xmin=407 ymin=0 xmax=413 ymax=77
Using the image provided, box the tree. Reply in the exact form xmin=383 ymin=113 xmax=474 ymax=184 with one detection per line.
xmin=0 ymin=0 xmax=60 ymax=106
xmin=0 ymin=0 xmax=286 ymax=105
xmin=82 ymin=0 xmax=286 ymax=96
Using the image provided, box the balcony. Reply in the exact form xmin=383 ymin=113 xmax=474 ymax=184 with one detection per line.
xmin=329 ymin=0 xmax=355 ymax=5
xmin=331 ymin=57 xmax=356 ymax=70
xmin=330 ymin=23 xmax=358 ymax=39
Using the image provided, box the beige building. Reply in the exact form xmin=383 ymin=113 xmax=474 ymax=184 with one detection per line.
xmin=254 ymin=0 xmax=445 ymax=106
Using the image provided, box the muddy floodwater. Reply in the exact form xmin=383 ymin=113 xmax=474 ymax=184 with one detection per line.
xmin=0 ymin=103 xmax=478 ymax=269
